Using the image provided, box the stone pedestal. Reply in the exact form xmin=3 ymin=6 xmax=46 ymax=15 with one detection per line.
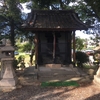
xmin=93 ymin=66 xmax=100 ymax=85
xmin=0 ymin=58 xmax=18 ymax=90
xmin=45 ymin=64 xmax=62 ymax=68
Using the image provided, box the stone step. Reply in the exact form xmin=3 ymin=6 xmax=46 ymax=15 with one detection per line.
xmin=38 ymin=71 xmax=79 ymax=77
xmin=38 ymin=73 xmax=80 ymax=78
xmin=39 ymin=76 xmax=80 ymax=82
xmin=45 ymin=64 xmax=62 ymax=68
xmin=73 ymin=67 xmax=88 ymax=77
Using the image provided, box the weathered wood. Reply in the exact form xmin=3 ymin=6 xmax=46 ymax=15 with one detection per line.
xmin=67 ymin=32 xmax=72 ymax=63
xmin=34 ymin=33 xmax=38 ymax=68
xmin=53 ymin=32 xmax=56 ymax=61
xmin=22 ymin=10 xmax=88 ymax=31
xmin=37 ymin=33 xmax=42 ymax=65
xmin=73 ymin=31 xmax=76 ymax=65
xmin=64 ymin=32 xmax=67 ymax=64
xmin=36 ymin=31 xmax=74 ymax=65
xmin=64 ymin=32 xmax=72 ymax=64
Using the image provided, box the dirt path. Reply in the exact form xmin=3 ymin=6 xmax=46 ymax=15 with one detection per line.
xmin=0 ymin=75 xmax=100 ymax=100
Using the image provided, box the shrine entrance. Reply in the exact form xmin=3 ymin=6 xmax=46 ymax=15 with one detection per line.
xmin=22 ymin=10 xmax=88 ymax=67
xmin=37 ymin=31 xmax=72 ymax=65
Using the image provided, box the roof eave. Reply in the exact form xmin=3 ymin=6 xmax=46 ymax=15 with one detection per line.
xmin=21 ymin=27 xmax=88 ymax=32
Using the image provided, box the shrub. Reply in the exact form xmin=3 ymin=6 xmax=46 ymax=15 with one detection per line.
xmin=18 ymin=55 xmax=25 ymax=63
xmin=22 ymin=42 xmax=33 ymax=52
xmin=13 ymin=58 xmax=19 ymax=70
xmin=94 ymin=50 xmax=100 ymax=61
xmin=18 ymin=55 xmax=25 ymax=70
xmin=76 ymin=51 xmax=89 ymax=67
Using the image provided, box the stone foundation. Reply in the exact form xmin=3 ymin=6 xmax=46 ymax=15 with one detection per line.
xmin=93 ymin=66 xmax=100 ymax=86
xmin=45 ymin=64 xmax=62 ymax=68
xmin=93 ymin=75 xmax=100 ymax=86
xmin=0 ymin=59 xmax=18 ymax=90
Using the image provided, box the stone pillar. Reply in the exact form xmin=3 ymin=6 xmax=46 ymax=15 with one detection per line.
xmin=0 ymin=58 xmax=18 ymax=90
xmin=0 ymin=39 xmax=18 ymax=90
xmin=93 ymin=66 xmax=100 ymax=85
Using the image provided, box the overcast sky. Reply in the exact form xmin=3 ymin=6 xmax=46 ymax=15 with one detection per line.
xmin=21 ymin=2 xmax=31 ymax=13
xmin=76 ymin=31 xmax=93 ymax=39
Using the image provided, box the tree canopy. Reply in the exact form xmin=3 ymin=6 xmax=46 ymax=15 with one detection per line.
xmin=0 ymin=0 xmax=100 ymax=45
xmin=19 ymin=0 xmax=100 ymax=26
xmin=0 ymin=0 xmax=22 ymax=45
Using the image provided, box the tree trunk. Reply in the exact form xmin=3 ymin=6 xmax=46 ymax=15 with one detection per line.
xmin=59 ymin=0 xmax=64 ymax=9
xmin=10 ymin=18 xmax=15 ymax=46
xmin=30 ymin=48 xmax=35 ymax=65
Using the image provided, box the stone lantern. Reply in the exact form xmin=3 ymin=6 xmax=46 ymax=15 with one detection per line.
xmin=93 ymin=66 xmax=100 ymax=86
xmin=0 ymin=39 xmax=18 ymax=90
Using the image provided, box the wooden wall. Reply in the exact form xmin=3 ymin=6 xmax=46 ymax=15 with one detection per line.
xmin=37 ymin=31 xmax=72 ymax=65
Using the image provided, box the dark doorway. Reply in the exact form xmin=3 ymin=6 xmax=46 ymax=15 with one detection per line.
xmin=45 ymin=33 xmax=61 ymax=64
xmin=38 ymin=31 xmax=72 ymax=65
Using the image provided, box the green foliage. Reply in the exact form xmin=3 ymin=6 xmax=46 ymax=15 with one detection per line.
xmin=83 ymin=63 xmax=97 ymax=69
xmin=31 ymin=0 xmax=59 ymax=9
xmin=94 ymin=50 xmax=100 ymax=62
xmin=0 ymin=0 xmax=21 ymax=21
xmin=0 ymin=0 xmax=22 ymax=46
xmin=0 ymin=0 xmax=100 ymax=47
xmin=41 ymin=81 xmax=79 ymax=87
xmin=21 ymin=0 xmax=99 ymax=26
xmin=16 ymin=55 xmax=25 ymax=69
xmin=19 ymin=0 xmax=28 ymax=3
xmin=23 ymin=0 xmax=76 ymax=10
xmin=16 ymin=41 xmax=33 ymax=52
xmin=16 ymin=42 xmax=23 ymax=52
xmin=76 ymin=51 xmax=89 ymax=64
xmin=13 ymin=58 xmax=19 ymax=70
xmin=76 ymin=37 xmax=85 ymax=50
xmin=6 ymin=0 xmax=21 ymax=21
xmin=22 ymin=42 xmax=32 ymax=52
xmin=84 ymin=0 xmax=100 ymax=20
xmin=18 ymin=55 xmax=25 ymax=63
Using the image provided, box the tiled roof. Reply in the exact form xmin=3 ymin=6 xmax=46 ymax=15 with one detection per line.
xmin=22 ymin=10 xmax=88 ymax=31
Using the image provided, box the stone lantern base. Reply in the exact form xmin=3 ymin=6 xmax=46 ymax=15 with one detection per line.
xmin=93 ymin=75 xmax=100 ymax=86
xmin=93 ymin=66 xmax=100 ymax=86
xmin=0 ymin=58 xmax=18 ymax=90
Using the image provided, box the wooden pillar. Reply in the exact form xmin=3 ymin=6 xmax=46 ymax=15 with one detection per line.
xmin=53 ymin=32 xmax=56 ymax=62
xmin=66 ymin=32 xmax=72 ymax=64
xmin=73 ymin=31 xmax=76 ymax=65
xmin=68 ymin=32 xmax=71 ymax=63
xmin=34 ymin=33 xmax=38 ymax=69
xmin=64 ymin=32 xmax=68 ymax=64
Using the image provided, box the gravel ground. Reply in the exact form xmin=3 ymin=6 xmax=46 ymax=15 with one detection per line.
xmin=0 ymin=74 xmax=100 ymax=100
xmin=0 ymin=57 xmax=97 ymax=99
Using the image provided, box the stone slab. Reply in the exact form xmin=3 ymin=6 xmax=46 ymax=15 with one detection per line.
xmin=45 ymin=64 xmax=62 ymax=68
xmin=0 ymin=77 xmax=18 ymax=87
xmin=39 ymin=67 xmax=51 ymax=72
xmin=0 ymin=59 xmax=18 ymax=89
xmin=62 ymin=67 xmax=73 ymax=71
